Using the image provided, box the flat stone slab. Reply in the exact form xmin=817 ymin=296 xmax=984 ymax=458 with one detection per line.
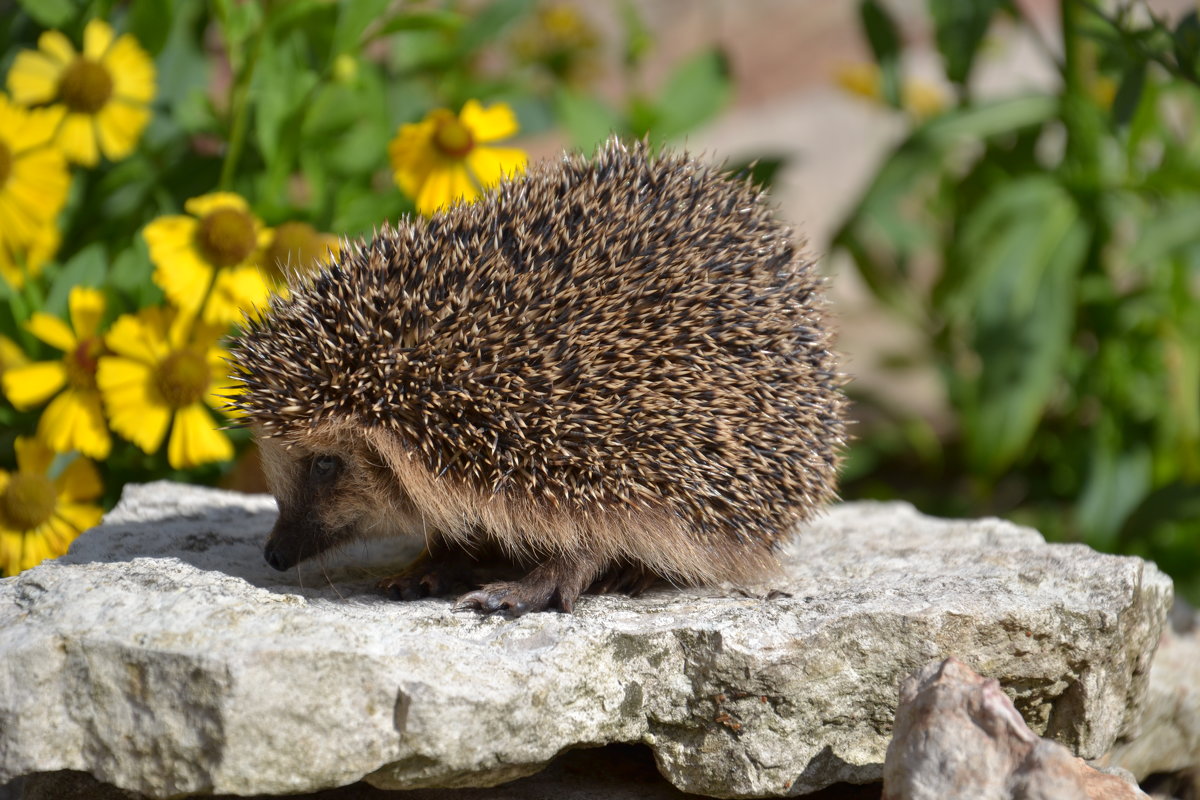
xmin=0 ymin=482 xmax=1171 ymax=798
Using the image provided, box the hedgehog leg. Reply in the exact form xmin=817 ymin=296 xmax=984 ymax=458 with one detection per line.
xmin=454 ymin=554 xmax=602 ymax=616
xmin=589 ymin=563 xmax=661 ymax=597
xmin=378 ymin=543 xmax=477 ymax=601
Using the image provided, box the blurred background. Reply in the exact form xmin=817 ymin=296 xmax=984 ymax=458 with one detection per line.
xmin=0 ymin=0 xmax=1198 ymax=600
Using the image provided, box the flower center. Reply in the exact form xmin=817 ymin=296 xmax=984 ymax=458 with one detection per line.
xmin=431 ymin=110 xmax=475 ymax=158
xmin=0 ymin=140 xmax=11 ymax=190
xmin=264 ymin=221 xmax=328 ymax=284
xmin=59 ymin=58 xmax=114 ymax=115
xmin=0 ymin=473 xmax=56 ymax=533
xmin=157 ymin=349 xmax=209 ymax=408
xmin=197 ymin=207 xmax=257 ymax=268
xmin=65 ymin=337 xmax=103 ymax=391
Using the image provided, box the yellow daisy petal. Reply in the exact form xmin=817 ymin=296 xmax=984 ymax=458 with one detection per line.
xmin=0 ymin=336 xmax=29 ymax=374
xmin=53 ymin=502 xmax=104 ymax=538
xmin=0 ymin=530 xmax=24 ymax=576
xmin=184 ymin=192 xmax=250 ymax=218
xmin=38 ymin=29 xmax=77 ymax=65
xmin=95 ymin=356 xmax=171 ymax=453
xmin=104 ymin=307 xmax=171 ymax=364
xmin=68 ymin=286 xmax=106 ymax=341
xmin=466 ymin=146 xmax=528 ymax=190
xmin=460 ymin=100 xmax=519 ymax=143
xmin=14 ymin=436 xmax=54 ymax=476
xmin=167 ymin=403 xmax=233 ymax=469
xmin=417 ymin=165 xmax=478 ymax=215
xmin=94 ymin=101 xmax=150 ymax=162
xmin=6 ymin=52 xmax=62 ymax=105
xmin=57 ymin=112 xmax=100 ymax=167
xmin=26 ymin=312 xmax=77 ymax=352
xmin=105 ymin=37 xmax=156 ymax=105
xmin=205 ymin=266 xmax=270 ymax=325
xmin=39 ymin=389 xmax=112 ymax=460
xmin=82 ymin=19 xmax=115 ymax=60
xmin=55 ymin=457 xmax=103 ymax=504
xmin=3 ymin=360 xmax=67 ymax=409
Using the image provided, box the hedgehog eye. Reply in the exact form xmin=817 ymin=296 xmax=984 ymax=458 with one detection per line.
xmin=310 ymin=454 xmax=342 ymax=482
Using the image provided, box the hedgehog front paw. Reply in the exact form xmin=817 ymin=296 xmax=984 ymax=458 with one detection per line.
xmin=454 ymin=581 xmax=565 ymax=616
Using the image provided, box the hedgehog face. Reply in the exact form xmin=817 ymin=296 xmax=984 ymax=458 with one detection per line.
xmin=258 ymin=431 xmax=419 ymax=571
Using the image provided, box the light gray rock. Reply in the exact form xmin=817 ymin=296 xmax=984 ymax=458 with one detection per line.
xmin=883 ymin=658 xmax=1149 ymax=800
xmin=0 ymin=482 xmax=1171 ymax=799
xmin=1101 ymin=601 xmax=1200 ymax=783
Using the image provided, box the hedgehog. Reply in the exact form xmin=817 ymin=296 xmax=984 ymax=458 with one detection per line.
xmin=229 ymin=137 xmax=846 ymax=615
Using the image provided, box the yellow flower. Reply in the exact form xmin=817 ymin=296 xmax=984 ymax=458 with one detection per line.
xmin=0 ymin=437 xmax=103 ymax=576
xmin=0 ymin=221 xmax=60 ymax=290
xmin=0 ymin=94 xmax=69 ymax=279
xmin=388 ymin=100 xmax=528 ymax=215
xmin=261 ymin=221 xmax=340 ymax=288
xmin=7 ymin=19 xmax=156 ymax=166
xmin=836 ymin=63 xmax=947 ymax=119
xmin=512 ymin=4 xmax=600 ymax=86
xmin=96 ymin=306 xmax=236 ymax=469
xmin=0 ymin=335 xmax=29 ymax=376
xmin=143 ymin=192 xmax=272 ymax=325
xmin=3 ymin=287 xmax=112 ymax=459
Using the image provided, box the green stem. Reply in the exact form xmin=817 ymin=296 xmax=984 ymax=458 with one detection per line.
xmin=217 ymin=14 xmax=268 ymax=191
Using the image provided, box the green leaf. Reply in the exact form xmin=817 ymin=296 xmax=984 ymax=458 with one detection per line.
xmin=16 ymin=0 xmax=73 ymax=28
xmin=45 ymin=244 xmax=108 ymax=319
xmin=652 ymin=48 xmax=732 ymax=140
xmin=373 ymin=9 xmax=464 ymax=38
xmin=253 ymin=38 xmax=319 ymax=167
xmin=955 ymin=177 xmax=1090 ymax=474
xmin=555 ymin=88 xmax=623 ymax=151
xmin=859 ymin=0 xmax=902 ymax=107
xmin=128 ymin=0 xmax=174 ymax=54
xmin=332 ymin=0 xmax=391 ymax=56
xmin=1128 ymin=199 xmax=1200 ymax=265
xmin=457 ymin=0 xmax=535 ymax=54
xmin=1077 ymin=443 xmax=1153 ymax=548
xmin=107 ymin=240 xmax=158 ymax=311
xmin=917 ymin=95 xmax=1057 ymax=147
xmin=927 ymin=0 xmax=1005 ymax=86
xmin=620 ymin=0 xmax=653 ymax=69
xmin=1174 ymin=11 xmax=1200 ymax=80
xmin=1111 ymin=62 xmax=1145 ymax=128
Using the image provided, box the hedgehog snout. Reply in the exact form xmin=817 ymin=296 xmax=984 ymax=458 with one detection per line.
xmin=264 ymin=542 xmax=289 ymax=571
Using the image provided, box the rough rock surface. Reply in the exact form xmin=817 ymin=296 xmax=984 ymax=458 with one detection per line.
xmin=0 ymin=482 xmax=1171 ymax=799
xmin=883 ymin=658 xmax=1149 ymax=800
xmin=1102 ymin=601 xmax=1200 ymax=783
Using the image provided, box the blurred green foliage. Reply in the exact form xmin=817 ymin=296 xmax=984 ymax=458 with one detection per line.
xmin=837 ymin=0 xmax=1200 ymax=598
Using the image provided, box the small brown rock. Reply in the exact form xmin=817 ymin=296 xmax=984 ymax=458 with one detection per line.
xmin=883 ymin=657 xmax=1149 ymax=800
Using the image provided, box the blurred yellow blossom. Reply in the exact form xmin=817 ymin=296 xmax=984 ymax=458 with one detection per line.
xmin=0 ymin=222 xmax=60 ymax=290
xmin=96 ymin=306 xmax=235 ymax=470
xmin=0 ymin=336 xmax=28 ymax=376
xmin=836 ymin=62 xmax=947 ymax=118
xmin=262 ymin=221 xmax=340 ymax=287
xmin=8 ymin=19 xmax=156 ymax=166
xmin=512 ymin=3 xmax=600 ymax=85
xmin=388 ymin=100 xmax=527 ymax=215
xmin=0 ymin=437 xmax=103 ymax=576
xmin=0 ymin=95 xmax=68 ymax=282
xmin=143 ymin=192 xmax=272 ymax=325
xmin=3 ymin=287 xmax=112 ymax=459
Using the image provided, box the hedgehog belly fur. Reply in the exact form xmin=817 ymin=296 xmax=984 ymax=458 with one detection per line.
xmin=232 ymin=137 xmax=846 ymax=588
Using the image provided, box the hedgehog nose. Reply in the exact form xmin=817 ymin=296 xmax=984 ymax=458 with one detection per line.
xmin=264 ymin=544 xmax=288 ymax=572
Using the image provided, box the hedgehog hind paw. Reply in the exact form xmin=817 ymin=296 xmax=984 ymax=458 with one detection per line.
xmin=378 ymin=546 xmax=475 ymax=601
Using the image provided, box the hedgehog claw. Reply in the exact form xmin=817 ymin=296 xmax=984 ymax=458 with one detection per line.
xmin=378 ymin=546 xmax=475 ymax=601
xmin=454 ymin=584 xmax=539 ymax=616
